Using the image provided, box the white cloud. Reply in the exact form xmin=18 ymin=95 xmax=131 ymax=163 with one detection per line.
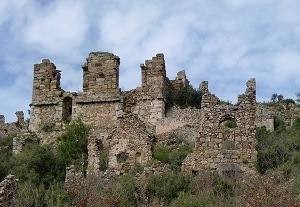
xmin=1 ymin=0 xmax=300 ymax=121
xmin=16 ymin=0 xmax=88 ymax=56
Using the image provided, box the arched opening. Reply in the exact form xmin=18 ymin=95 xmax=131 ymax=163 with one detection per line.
xmin=62 ymin=97 xmax=72 ymax=123
xmin=219 ymin=115 xmax=237 ymax=150
xmin=219 ymin=115 xmax=237 ymax=129
xmin=135 ymin=152 xmax=142 ymax=164
xmin=116 ymin=152 xmax=129 ymax=163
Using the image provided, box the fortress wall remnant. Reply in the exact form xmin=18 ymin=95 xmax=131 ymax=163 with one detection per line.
xmin=182 ymin=79 xmax=257 ymax=175
xmin=255 ymin=104 xmax=275 ymax=131
xmin=0 ymin=113 xmax=27 ymax=139
xmin=29 ymin=59 xmax=65 ymax=134
xmin=170 ymin=70 xmax=190 ymax=93
xmin=81 ymin=52 xmax=120 ymax=96
xmin=123 ymin=54 xmax=171 ymax=126
xmin=107 ymin=114 xmax=152 ymax=174
xmin=31 ymin=59 xmax=62 ymax=104
xmin=155 ymin=106 xmax=202 ymax=135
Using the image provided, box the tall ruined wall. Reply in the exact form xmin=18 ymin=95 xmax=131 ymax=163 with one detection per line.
xmin=29 ymin=59 xmax=65 ymax=134
xmin=31 ymin=59 xmax=62 ymax=104
xmin=81 ymin=52 xmax=120 ymax=97
xmin=183 ymin=79 xmax=257 ymax=175
xmin=123 ymin=54 xmax=171 ymax=126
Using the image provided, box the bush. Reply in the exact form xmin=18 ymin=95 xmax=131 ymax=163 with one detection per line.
xmin=256 ymin=116 xmax=300 ymax=174
xmin=17 ymin=180 xmax=71 ymax=207
xmin=153 ymin=142 xmax=194 ymax=171
xmin=0 ymin=135 xmax=14 ymax=181
xmin=99 ymin=148 xmax=109 ymax=171
xmin=153 ymin=144 xmax=172 ymax=163
xmin=274 ymin=115 xmax=286 ymax=133
xmin=10 ymin=144 xmax=65 ymax=187
xmin=57 ymin=117 xmax=91 ymax=172
xmin=171 ymin=85 xmax=202 ymax=109
xmin=146 ymin=172 xmax=192 ymax=204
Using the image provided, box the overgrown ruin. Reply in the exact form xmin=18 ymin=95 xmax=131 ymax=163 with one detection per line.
xmin=1 ymin=51 xmax=300 ymax=178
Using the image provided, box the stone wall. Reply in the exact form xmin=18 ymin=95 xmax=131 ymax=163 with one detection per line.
xmin=156 ymin=106 xmax=202 ymax=135
xmin=31 ymin=59 xmax=62 ymax=104
xmin=82 ymin=52 xmax=120 ymax=96
xmin=0 ymin=112 xmax=27 ymax=139
xmin=255 ymin=104 xmax=275 ymax=131
xmin=182 ymin=79 xmax=257 ymax=175
xmin=0 ymin=175 xmax=18 ymax=207
xmin=107 ymin=115 xmax=152 ymax=174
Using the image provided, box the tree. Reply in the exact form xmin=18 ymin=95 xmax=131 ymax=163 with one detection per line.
xmin=296 ymin=92 xmax=300 ymax=104
xmin=277 ymin=94 xmax=284 ymax=102
xmin=271 ymin=93 xmax=278 ymax=102
xmin=57 ymin=117 xmax=91 ymax=172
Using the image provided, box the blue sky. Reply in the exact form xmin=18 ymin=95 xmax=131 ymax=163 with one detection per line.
xmin=0 ymin=0 xmax=300 ymax=122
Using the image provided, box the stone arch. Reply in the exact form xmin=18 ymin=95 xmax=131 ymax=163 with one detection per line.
xmin=135 ymin=152 xmax=142 ymax=164
xmin=219 ymin=114 xmax=237 ymax=128
xmin=219 ymin=114 xmax=237 ymax=150
xmin=62 ymin=97 xmax=72 ymax=123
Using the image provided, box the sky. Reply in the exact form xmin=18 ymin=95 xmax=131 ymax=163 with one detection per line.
xmin=0 ymin=0 xmax=300 ymax=122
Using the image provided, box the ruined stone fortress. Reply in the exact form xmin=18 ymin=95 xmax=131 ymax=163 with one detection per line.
xmin=1 ymin=51 xmax=298 ymax=176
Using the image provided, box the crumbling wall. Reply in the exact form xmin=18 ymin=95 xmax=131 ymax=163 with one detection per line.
xmin=156 ymin=106 xmax=202 ymax=135
xmin=123 ymin=54 xmax=170 ymax=125
xmin=29 ymin=59 xmax=65 ymax=136
xmin=0 ymin=112 xmax=27 ymax=139
xmin=0 ymin=175 xmax=18 ymax=207
xmin=182 ymin=79 xmax=257 ymax=175
xmin=87 ymin=114 xmax=152 ymax=176
xmin=255 ymin=104 xmax=275 ymax=131
xmin=81 ymin=52 xmax=120 ymax=96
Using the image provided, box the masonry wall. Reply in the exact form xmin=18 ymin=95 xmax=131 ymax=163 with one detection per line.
xmin=0 ymin=112 xmax=26 ymax=139
xmin=182 ymin=79 xmax=257 ymax=175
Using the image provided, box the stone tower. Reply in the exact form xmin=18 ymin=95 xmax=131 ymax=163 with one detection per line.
xmin=140 ymin=53 xmax=168 ymax=100
xmin=81 ymin=52 xmax=120 ymax=96
xmin=29 ymin=59 xmax=64 ymax=134
xmin=31 ymin=59 xmax=62 ymax=104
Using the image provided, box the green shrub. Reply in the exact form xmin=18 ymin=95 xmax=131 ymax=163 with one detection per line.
xmin=99 ymin=148 xmax=109 ymax=171
xmin=10 ymin=144 xmax=65 ymax=187
xmin=223 ymin=120 xmax=237 ymax=128
xmin=255 ymin=117 xmax=300 ymax=174
xmin=146 ymin=172 xmax=192 ymax=204
xmin=273 ymin=115 xmax=286 ymax=133
xmin=0 ymin=135 xmax=14 ymax=181
xmin=17 ymin=180 xmax=71 ymax=207
xmin=171 ymin=85 xmax=202 ymax=109
xmin=153 ymin=144 xmax=172 ymax=163
xmin=57 ymin=117 xmax=90 ymax=172
xmin=153 ymin=142 xmax=194 ymax=171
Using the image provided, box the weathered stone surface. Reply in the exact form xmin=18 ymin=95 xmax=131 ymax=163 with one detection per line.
xmin=182 ymin=79 xmax=257 ymax=174
xmin=0 ymin=175 xmax=18 ymax=207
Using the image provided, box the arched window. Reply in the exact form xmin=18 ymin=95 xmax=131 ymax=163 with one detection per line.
xmin=219 ymin=115 xmax=237 ymax=128
xmin=135 ymin=152 xmax=142 ymax=164
xmin=62 ymin=97 xmax=72 ymax=123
